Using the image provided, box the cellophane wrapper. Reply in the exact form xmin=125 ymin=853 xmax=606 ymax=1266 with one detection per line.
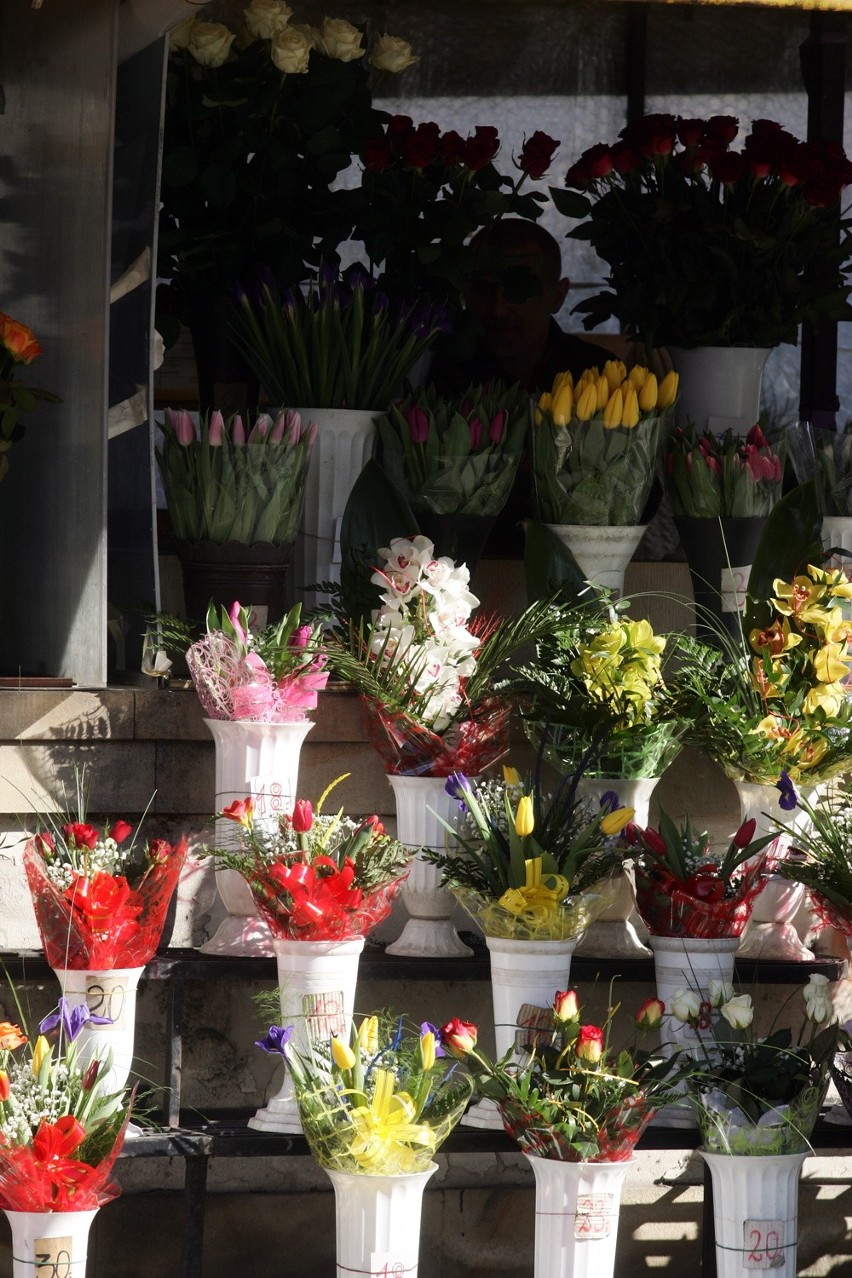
xmin=630 ymin=858 xmax=767 ymax=940
xmin=452 ymin=885 xmax=611 ymax=943
xmin=808 ymin=890 xmax=852 ymax=937
xmin=830 ymin=1051 xmax=852 ymax=1120
xmin=497 ymin=1092 xmax=655 ymax=1162
xmin=360 ymin=696 xmax=510 ymax=778
xmin=187 ymin=632 xmax=328 ymax=723
xmin=295 ymin=1073 xmax=472 ymax=1174
xmin=690 ymin=1082 xmax=824 ymax=1156
xmin=23 ymin=838 xmax=188 ymax=969
xmin=246 ymin=871 xmax=406 ymax=943
xmin=0 ymin=1111 xmax=131 ymax=1212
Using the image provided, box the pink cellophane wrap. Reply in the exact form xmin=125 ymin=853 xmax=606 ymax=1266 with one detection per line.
xmin=360 ymin=696 xmax=510 ymax=777
xmin=187 ymin=633 xmax=328 ymax=723
xmin=0 ymin=1110 xmax=131 ymax=1212
xmin=246 ymin=859 xmax=408 ymax=942
xmin=23 ymin=838 xmax=187 ymax=969
xmin=497 ymin=1092 xmax=654 ymax=1162
xmin=631 ymin=857 xmax=767 ymax=940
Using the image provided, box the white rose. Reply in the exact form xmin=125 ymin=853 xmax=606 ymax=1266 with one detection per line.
xmin=244 ymin=0 xmax=293 ymax=40
xmin=370 ymin=33 xmax=418 ymax=74
xmin=271 ymin=27 xmax=312 ymax=74
xmin=169 ymin=16 xmax=195 ymax=50
xmin=290 ymin=22 xmax=319 ymax=48
xmin=314 ymin=17 xmax=365 ymax=61
xmin=719 ymin=994 xmax=753 ymax=1030
xmin=669 ymin=987 xmax=702 ymax=1024
xmin=188 ymin=22 xmax=235 ymax=68
xmin=803 ymin=973 xmax=835 ymax=1024
xmin=707 ymin=978 xmax=735 ymax=1009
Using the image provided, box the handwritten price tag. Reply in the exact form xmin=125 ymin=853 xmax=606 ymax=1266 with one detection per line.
xmin=33 ymin=1235 xmax=73 ymax=1278
xmin=574 ymin=1193 xmax=613 ymax=1240
xmin=249 ymin=777 xmax=293 ymax=835
xmin=743 ymin=1219 xmax=786 ymax=1268
xmin=304 ymin=991 xmax=346 ymax=1041
xmin=369 ymin=1255 xmax=410 ymax=1276
xmin=85 ymin=974 xmax=126 ymax=1029
xmin=720 ymin=564 xmax=752 ymax=613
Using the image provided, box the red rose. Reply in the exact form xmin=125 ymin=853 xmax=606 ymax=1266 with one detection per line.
xmin=575 ymin=1024 xmax=604 ymax=1064
xmin=439 ymin=1017 xmax=478 ymax=1056
xmin=386 ymin=115 xmax=414 ymax=149
xmin=676 ymin=117 xmax=705 ymax=149
xmin=363 ymin=137 xmax=393 ymax=173
xmin=403 ymin=127 xmax=439 ymax=169
xmin=624 ymin=113 xmax=676 ymax=158
xmin=710 ymin=152 xmax=746 ymax=185
xmin=63 ymin=823 xmax=99 ymax=850
xmin=439 ymin=129 xmax=465 ymax=167
xmin=147 ymin=838 xmax=173 ymax=864
xmin=463 ymin=125 xmax=499 ymax=172
xmin=34 ymin=831 xmax=55 ymax=857
xmin=565 ymin=158 xmax=591 ymax=189
xmin=0 ymin=313 xmax=42 ymax=364
xmin=553 ymin=989 xmax=580 ymax=1022
xmin=635 ymin=997 xmax=665 ymax=1031
xmin=109 ymin=820 xmax=133 ymax=844
xmin=705 ymin=115 xmax=739 ymax=145
xmin=518 ymin=130 xmax=560 ymax=179
xmin=610 ymin=141 xmax=641 ymax=175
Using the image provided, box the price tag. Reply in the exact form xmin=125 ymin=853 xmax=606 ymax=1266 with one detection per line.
xmin=304 ymin=990 xmax=345 ymax=1041
xmin=33 ymin=1235 xmax=73 ymax=1278
xmin=84 ymin=974 xmax=126 ymax=1029
xmin=743 ymin=1219 xmax=786 ymax=1268
xmin=369 ymin=1255 xmax=410 ymax=1276
xmin=574 ymin=1193 xmax=613 ymax=1240
xmin=250 ymin=777 xmax=292 ymax=835
xmin=720 ymin=564 xmax=751 ymax=613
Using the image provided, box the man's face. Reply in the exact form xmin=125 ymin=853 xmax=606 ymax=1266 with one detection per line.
xmin=466 ymin=246 xmax=567 ymax=364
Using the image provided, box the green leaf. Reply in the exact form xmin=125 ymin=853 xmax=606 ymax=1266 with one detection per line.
xmin=523 ymin=520 xmax=592 ymax=605
xmin=549 ymin=187 xmax=592 ymax=219
xmin=340 ymin=459 xmax=419 ymax=628
xmin=743 ymin=482 xmax=822 ymax=634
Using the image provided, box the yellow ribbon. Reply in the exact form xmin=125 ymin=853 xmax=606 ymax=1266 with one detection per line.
xmin=346 ymin=1069 xmax=435 ymax=1173
xmin=497 ymin=858 xmax=571 ymax=922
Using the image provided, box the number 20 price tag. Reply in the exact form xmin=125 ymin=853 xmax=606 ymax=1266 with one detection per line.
xmin=743 ymin=1219 xmax=785 ymax=1269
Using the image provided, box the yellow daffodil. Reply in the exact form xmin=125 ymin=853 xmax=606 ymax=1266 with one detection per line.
xmin=600 ymin=806 xmax=635 ymax=836
xmin=502 ymin=765 xmax=521 ymax=786
xmin=621 ymin=385 xmax=640 ymax=427
xmin=575 ymin=382 xmax=597 ymax=421
xmin=357 ymin=1016 xmax=379 ymax=1055
xmin=638 ymin=372 xmax=658 ymax=412
xmin=331 ymin=1035 xmax=357 ymax=1071
xmin=514 ymin=795 xmax=535 ymax=837
xmin=348 ymin=1069 xmax=434 ymax=1173
xmin=602 ymin=387 xmax=623 ymax=429
xmin=656 ymin=369 xmax=679 ymax=409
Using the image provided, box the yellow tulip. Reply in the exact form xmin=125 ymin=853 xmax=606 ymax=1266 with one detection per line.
xmin=595 ymin=375 xmax=610 ymax=412
xmin=514 ymin=795 xmax=535 ymax=837
xmin=600 ymin=806 xmax=635 ymax=836
xmin=575 ymin=382 xmax=597 ymax=421
xmin=31 ymin=1035 xmax=50 ymax=1078
xmin=628 ymin=364 xmax=648 ymax=389
xmin=657 ymin=370 xmax=679 ymax=409
xmin=503 ymin=765 xmax=522 ymax=786
xmin=602 ymin=387 xmax=624 ymax=429
xmin=331 ymin=1035 xmax=357 ymax=1071
xmin=537 ymin=391 xmax=552 ymax=414
xmin=551 ymin=382 xmax=574 ymax=426
xmin=621 ymin=385 xmax=640 ymax=427
xmin=552 ymin=370 xmax=573 ymax=396
xmin=638 ymin=373 xmax=658 ymax=412
xmin=419 ymin=1030 xmax=436 ymax=1071
xmin=603 ymin=359 xmax=626 ymax=393
xmin=358 ymin=1016 xmax=379 ymax=1055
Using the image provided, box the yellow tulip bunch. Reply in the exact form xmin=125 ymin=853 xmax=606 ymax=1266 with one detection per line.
xmin=537 ymin=361 xmax=679 ymax=431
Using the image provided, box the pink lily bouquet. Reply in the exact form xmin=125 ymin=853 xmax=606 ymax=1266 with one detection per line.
xmin=186 ymin=601 xmax=328 ymax=723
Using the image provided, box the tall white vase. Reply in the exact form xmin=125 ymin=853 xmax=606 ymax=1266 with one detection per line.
xmin=701 ymin=1150 xmax=807 ymax=1278
xmin=732 ymin=780 xmax=812 ymax=961
xmin=575 ymin=776 xmax=660 ymax=958
xmin=200 ymin=718 xmax=313 ymax=957
xmin=526 ymin=1155 xmax=633 ymax=1278
xmin=465 ymin=936 xmax=577 ymax=1130
xmin=52 ymin=966 xmax=144 ymax=1092
xmin=326 ymin=1164 xmax=437 ymax=1278
xmin=294 ymin=407 xmax=378 ymax=609
xmin=385 ymin=775 xmax=473 ymax=959
xmin=4 ymin=1208 xmax=99 ymax=1278
xmin=650 ymin=936 xmax=739 ymax=1128
xmin=250 ymin=935 xmax=364 ymax=1134
xmin=544 ymin=523 xmax=645 ymax=597
xmin=667 ymin=346 xmax=770 ymax=435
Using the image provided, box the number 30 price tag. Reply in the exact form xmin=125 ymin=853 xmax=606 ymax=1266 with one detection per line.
xmin=743 ymin=1219 xmax=786 ymax=1268
xmin=34 ymin=1235 xmax=73 ymax=1278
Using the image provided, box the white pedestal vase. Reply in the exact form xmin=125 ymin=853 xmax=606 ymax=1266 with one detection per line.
xmin=526 ymin=1155 xmax=633 ymax=1278
xmin=250 ymin=935 xmax=364 ymax=1133
xmin=294 ymin=407 xmax=378 ymax=610
xmin=326 ymin=1164 xmax=437 ymax=1278
xmin=667 ymin=346 xmax=771 ymax=435
xmin=701 ymin=1150 xmax=807 ymax=1278
xmin=4 ymin=1208 xmax=98 ymax=1278
xmin=52 ymin=966 xmax=144 ymax=1092
xmin=544 ymin=523 xmax=645 ymax=597
xmin=200 ymin=718 xmax=313 ymax=957
xmin=822 ymin=516 xmax=852 ymax=619
xmin=732 ymin=780 xmax=815 ymax=961
xmin=575 ymin=776 xmax=660 ymax=958
xmin=385 ymin=775 xmax=473 ymax=959
xmin=650 ymin=936 xmax=739 ymax=1128
xmin=464 ymin=936 xmax=578 ymax=1130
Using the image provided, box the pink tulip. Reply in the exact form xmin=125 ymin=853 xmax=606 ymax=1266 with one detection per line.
xmin=305 ymin=422 xmax=318 ymax=449
xmin=228 ymin=602 xmax=248 ymax=644
xmin=284 ymin=411 xmax=303 ymax=449
xmin=175 ymin=410 xmax=196 ymax=445
xmin=231 ymin=414 xmax=246 ymax=445
xmin=469 ymin=416 xmax=483 ymax=448
xmin=208 ymin=411 xmax=225 ymax=446
xmin=249 ymin=413 xmax=272 ymax=443
xmin=405 ymin=405 xmax=429 ymax=444
xmin=270 ymin=411 xmax=288 ymax=443
xmin=488 ymin=410 xmax=507 ymax=443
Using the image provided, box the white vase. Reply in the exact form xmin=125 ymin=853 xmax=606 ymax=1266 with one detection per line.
xmin=293 ymin=407 xmax=378 ymax=610
xmin=52 ymin=966 xmax=144 ymax=1092
xmin=701 ymin=1150 xmax=807 ymax=1278
xmin=731 ymin=779 xmax=814 ymax=961
xmin=667 ymin=346 xmax=771 ymax=435
xmin=200 ymin=718 xmax=313 ymax=957
xmin=249 ymin=935 xmax=364 ymax=1134
xmin=526 ymin=1155 xmax=633 ymax=1278
xmin=4 ymin=1208 xmax=99 ymax=1278
xmin=544 ymin=523 xmax=646 ymax=597
xmin=326 ymin=1163 xmax=437 ymax=1278
xmin=385 ymin=775 xmax=473 ymax=959
xmin=574 ymin=776 xmax=659 ymax=959
xmin=649 ymin=936 xmax=739 ymax=1128
xmin=464 ymin=936 xmax=577 ymax=1130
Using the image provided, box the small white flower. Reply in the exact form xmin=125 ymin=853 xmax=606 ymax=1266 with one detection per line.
xmin=719 ymin=994 xmax=753 ymax=1030
xmin=669 ymin=987 xmax=702 ymax=1023
xmin=803 ymin=973 xmax=835 ymax=1024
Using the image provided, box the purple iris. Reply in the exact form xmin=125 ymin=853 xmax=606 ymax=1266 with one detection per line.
xmin=599 ymin=790 xmax=621 ymax=814
xmin=421 ymin=1021 xmax=446 ymax=1057
xmin=39 ymin=996 xmax=113 ymax=1043
xmin=776 ymin=770 xmax=798 ymax=812
xmin=255 ymin=1024 xmax=293 ymax=1056
xmin=445 ymin=773 xmax=470 ymax=802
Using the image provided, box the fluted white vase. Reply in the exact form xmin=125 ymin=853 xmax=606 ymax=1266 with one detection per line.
xmin=701 ymin=1150 xmax=807 ymax=1278
xmin=326 ymin=1164 xmax=437 ymax=1278
xmin=667 ymin=346 xmax=770 ymax=435
xmin=200 ymin=718 xmax=313 ymax=957
xmin=526 ymin=1155 xmax=633 ymax=1278
xmin=250 ymin=935 xmax=364 ymax=1134
xmin=4 ymin=1208 xmax=98 ymax=1278
xmin=544 ymin=523 xmax=645 ymax=597
xmin=52 ymin=965 xmax=144 ymax=1092
xmin=386 ymin=775 xmax=473 ymax=959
